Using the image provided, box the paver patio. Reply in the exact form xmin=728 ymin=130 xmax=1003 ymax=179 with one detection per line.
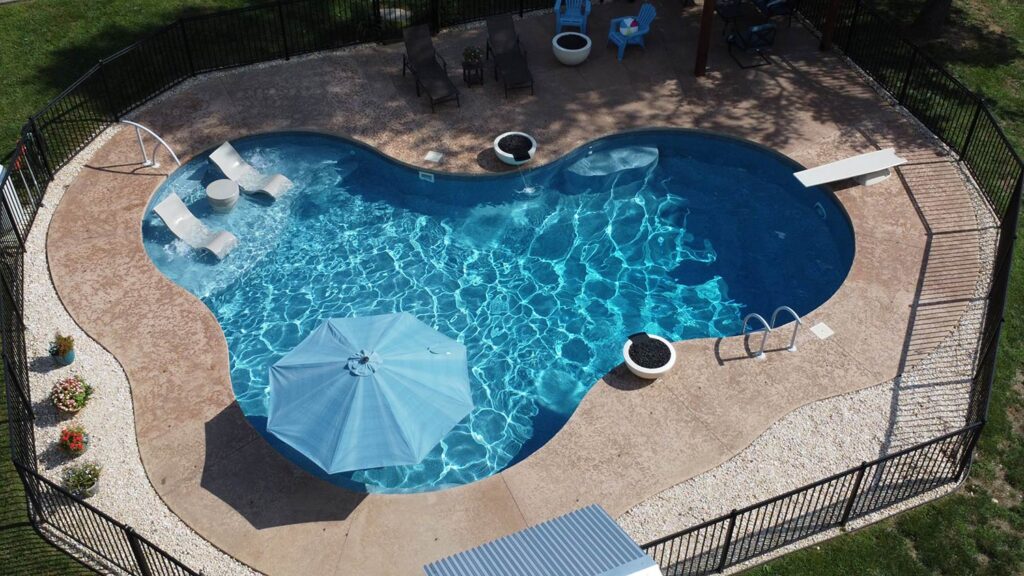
xmin=43 ymin=2 xmax=985 ymax=574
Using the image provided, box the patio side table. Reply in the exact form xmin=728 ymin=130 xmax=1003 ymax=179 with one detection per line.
xmin=462 ymin=61 xmax=484 ymax=87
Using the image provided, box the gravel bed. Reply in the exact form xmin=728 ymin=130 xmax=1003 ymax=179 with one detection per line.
xmin=25 ymin=125 xmax=258 ymax=576
xmin=618 ymin=158 xmax=998 ymax=568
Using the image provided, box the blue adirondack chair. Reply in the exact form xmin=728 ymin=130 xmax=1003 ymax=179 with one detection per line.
xmin=607 ymin=3 xmax=656 ymax=61
xmin=555 ymin=0 xmax=592 ymax=34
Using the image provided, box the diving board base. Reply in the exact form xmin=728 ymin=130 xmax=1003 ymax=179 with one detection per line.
xmin=854 ymin=167 xmax=892 ymax=186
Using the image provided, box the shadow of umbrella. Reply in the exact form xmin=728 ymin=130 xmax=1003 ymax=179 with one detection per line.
xmin=199 ymin=403 xmax=366 ymax=529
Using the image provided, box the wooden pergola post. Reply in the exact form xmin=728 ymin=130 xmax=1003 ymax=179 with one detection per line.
xmin=694 ymin=0 xmax=717 ymax=76
xmin=820 ymin=0 xmax=842 ymax=51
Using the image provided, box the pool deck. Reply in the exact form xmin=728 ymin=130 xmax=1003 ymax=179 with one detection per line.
xmin=45 ymin=2 xmax=985 ymax=575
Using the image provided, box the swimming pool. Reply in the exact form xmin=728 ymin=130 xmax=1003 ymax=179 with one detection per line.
xmin=142 ymin=130 xmax=855 ymax=493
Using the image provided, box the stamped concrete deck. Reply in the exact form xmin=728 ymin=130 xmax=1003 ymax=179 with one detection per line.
xmin=45 ymin=2 xmax=985 ymax=575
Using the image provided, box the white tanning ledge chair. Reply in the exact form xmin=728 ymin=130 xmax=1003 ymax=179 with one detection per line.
xmin=154 ymin=193 xmax=238 ymax=260
xmin=209 ymin=142 xmax=293 ymax=200
xmin=794 ymin=148 xmax=907 ymax=187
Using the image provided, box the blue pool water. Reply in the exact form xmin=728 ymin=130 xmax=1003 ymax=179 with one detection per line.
xmin=142 ymin=131 xmax=854 ymax=493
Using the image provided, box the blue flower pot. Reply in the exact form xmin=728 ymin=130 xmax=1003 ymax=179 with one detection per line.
xmin=56 ymin=349 xmax=75 ymax=366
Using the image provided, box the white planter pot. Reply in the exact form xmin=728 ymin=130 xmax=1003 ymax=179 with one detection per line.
xmin=622 ymin=334 xmax=677 ymax=379
xmin=552 ymin=32 xmax=592 ymax=66
xmin=493 ymin=132 xmax=537 ymax=166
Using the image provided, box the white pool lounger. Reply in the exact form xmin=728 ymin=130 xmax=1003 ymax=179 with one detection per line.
xmin=794 ymin=148 xmax=907 ymax=187
xmin=154 ymin=193 xmax=238 ymax=260
xmin=209 ymin=141 xmax=293 ymax=199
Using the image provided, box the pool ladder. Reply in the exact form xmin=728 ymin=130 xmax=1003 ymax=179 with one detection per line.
xmin=741 ymin=306 xmax=802 ymax=360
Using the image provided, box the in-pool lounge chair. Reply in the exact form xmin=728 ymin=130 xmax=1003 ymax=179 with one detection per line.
xmin=794 ymin=148 xmax=908 ymax=187
xmin=209 ymin=142 xmax=293 ymax=199
xmin=486 ymin=14 xmax=535 ymax=98
xmin=402 ymin=24 xmax=461 ymax=112
xmin=153 ymin=193 xmax=238 ymax=260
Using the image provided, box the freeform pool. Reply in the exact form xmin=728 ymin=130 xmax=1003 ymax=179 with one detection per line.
xmin=143 ymin=131 xmax=855 ymax=493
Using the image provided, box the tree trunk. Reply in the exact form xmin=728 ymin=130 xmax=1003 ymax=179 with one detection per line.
xmin=910 ymin=0 xmax=954 ymax=39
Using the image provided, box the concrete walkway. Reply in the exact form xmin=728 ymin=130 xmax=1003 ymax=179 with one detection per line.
xmin=45 ymin=3 xmax=983 ymax=575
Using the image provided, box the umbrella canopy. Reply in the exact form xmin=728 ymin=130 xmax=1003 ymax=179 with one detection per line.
xmin=267 ymin=312 xmax=473 ymax=473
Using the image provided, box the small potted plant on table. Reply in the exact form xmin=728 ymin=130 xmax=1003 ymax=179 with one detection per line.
xmin=51 ymin=374 xmax=93 ymax=415
xmin=62 ymin=461 xmax=102 ymax=499
xmin=58 ymin=423 xmax=90 ymax=457
xmin=462 ymin=46 xmax=485 ymax=86
xmin=49 ymin=332 xmax=76 ymax=366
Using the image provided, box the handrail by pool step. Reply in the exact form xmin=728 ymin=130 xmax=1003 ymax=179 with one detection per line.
xmin=120 ymin=120 xmax=181 ymax=168
xmin=770 ymin=305 xmax=802 ymax=352
xmin=741 ymin=313 xmax=772 ymax=360
xmin=741 ymin=306 xmax=803 ymax=359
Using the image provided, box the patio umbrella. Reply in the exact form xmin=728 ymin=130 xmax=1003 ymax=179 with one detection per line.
xmin=267 ymin=312 xmax=473 ymax=473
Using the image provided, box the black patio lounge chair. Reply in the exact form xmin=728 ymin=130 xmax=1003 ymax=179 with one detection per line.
xmin=715 ymin=0 xmax=743 ymax=35
xmin=751 ymin=0 xmax=798 ymax=26
xmin=485 ymin=14 xmax=534 ymax=99
xmin=727 ymin=22 xmax=777 ymax=68
xmin=402 ymin=24 xmax=460 ymax=112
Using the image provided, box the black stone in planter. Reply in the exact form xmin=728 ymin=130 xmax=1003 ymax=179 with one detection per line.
xmin=497 ymin=134 xmax=533 ymax=162
xmin=628 ymin=332 xmax=671 ymax=369
xmin=556 ymin=33 xmax=589 ymax=51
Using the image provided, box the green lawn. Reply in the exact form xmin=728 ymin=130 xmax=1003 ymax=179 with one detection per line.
xmin=747 ymin=1 xmax=1024 ymax=574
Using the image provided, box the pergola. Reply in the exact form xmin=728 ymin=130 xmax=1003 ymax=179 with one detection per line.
xmin=693 ymin=0 xmax=844 ymax=76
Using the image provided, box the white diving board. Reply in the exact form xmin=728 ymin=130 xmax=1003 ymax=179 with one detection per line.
xmin=794 ymin=148 xmax=907 ymax=187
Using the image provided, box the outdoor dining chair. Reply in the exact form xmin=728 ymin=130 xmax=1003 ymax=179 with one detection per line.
xmin=607 ymin=3 xmax=656 ymax=61
xmin=727 ymin=22 xmax=778 ymax=68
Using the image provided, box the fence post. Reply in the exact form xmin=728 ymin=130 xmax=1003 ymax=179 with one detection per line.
xmin=14 ymin=466 xmax=47 ymax=525
xmin=819 ymin=0 xmax=841 ymax=51
xmin=126 ymin=527 xmax=155 ymax=576
xmin=956 ymin=424 xmax=984 ymax=478
xmin=959 ymin=101 xmax=984 ymax=162
xmin=25 ymin=118 xmax=54 ymax=179
xmin=277 ymin=1 xmax=290 ymax=60
xmin=180 ymin=20 xmax=197 ymax=76
xmin=430 ymin=0 xmax=441 ymax=32
xmin=717 ymin=509 xmax=737 ymax=572
xmin=839 ymin=461 xmax=867 ymax=526
xmin=843 ymin=0 xmax=862 ymax=52
xmin=896 ymin=47 xmax=918 ymax=104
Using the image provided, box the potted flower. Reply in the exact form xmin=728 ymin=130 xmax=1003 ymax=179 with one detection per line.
xmin=62 ymin=461 xmax=101 ymax=499
xmin=58 ymin=423 xmax=90 ymax=456
xmin=49 ymin=332 xmax=76 ymax=366
xmin=462 ymin=46 xmax=483 ymax=66
xmin=51 ymin=375 xmax=93 ymax=414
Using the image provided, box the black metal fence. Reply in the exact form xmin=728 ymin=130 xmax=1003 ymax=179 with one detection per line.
xmin=0 ymin=0 xmax=1021 ymax=574
xmin=638 ymin=0 xmax=1024 ymax=573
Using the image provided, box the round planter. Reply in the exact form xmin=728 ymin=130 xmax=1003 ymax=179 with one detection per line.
xmin=622 ymin=334 xmax=677 ymax=379
xmin=552 ymin=32 xmax=592 ymax=66
xmin=79 ymin=478 xmax=99 ymax=499
xmin=55 ymin=349 xmax=76 ymax=366
xmin=61 ymin=433 xmax=90 ymax=457
xmin=493 ymin=132 xmax=537 ymax=166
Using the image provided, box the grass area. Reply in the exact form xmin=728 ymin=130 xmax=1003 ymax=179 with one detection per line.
xmin=0 ymin=0 xmax=250 ymax=149
xmin=747 ymin=1 xmax=1024 ymax=574
xmin=0 ymin=378 xmax=94 ymax=575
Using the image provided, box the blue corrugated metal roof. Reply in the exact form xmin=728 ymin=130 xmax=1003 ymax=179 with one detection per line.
xmin=423 ymin=505 xmax=657 ymax=576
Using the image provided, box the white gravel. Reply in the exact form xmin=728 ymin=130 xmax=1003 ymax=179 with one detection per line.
xmin=24 ymin=125 xmax=259 ymax=576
